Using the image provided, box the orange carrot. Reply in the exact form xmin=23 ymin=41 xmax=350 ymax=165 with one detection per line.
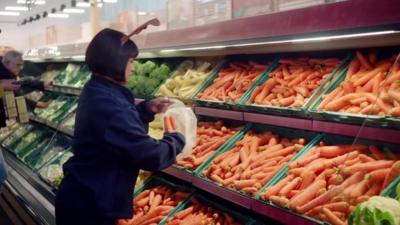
xmin=322 ymin=207 xmax=346 ymax=225
xmin=170 ymin=117 xmax=177 ymax=130
xmin=342 ymin=160 xmax=394 ymax=175
xmin=299 ymin=170 xmax=316 ymax=190
xmin=270 ymin=196 xmax=289 ymax=207
xmin=296 ymin=185 xmax=343 ymax=214
xmin=279 ymin=177 xmax=302 ymax=197
xmin=262 ymin=175 xmax=294 ymax=199
xmin=356 ymin=50 xmax=373 ymax=70
xmin=349 ymin=179 xmax=369 ymax=199
xmin=289 ymin=180 xmax=326 ymax=209
xmin=382 ymin=161 xmax=400 ymax=190
xmin=164 ymin=116 xmax=174 ymax=133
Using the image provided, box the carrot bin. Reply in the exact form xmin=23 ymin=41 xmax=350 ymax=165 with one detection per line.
xmin=160 ymin=192 xmax=256 ymax=225
xmin=255 ymin=133 xmax=400 ymax=225
xmin=309 ymin=49 xmax=400 ymax=128
xmin=116 ymin=176 xmax=194 ymax=225
xmin=193 ymin=56 xmax=275 ymax=110
xmin=240 ymin=52 xmax=351 ymax=118
xmin=193 ymin=123 xmax=320 ymax=208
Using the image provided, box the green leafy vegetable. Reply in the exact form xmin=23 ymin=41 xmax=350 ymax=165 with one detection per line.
xmin=348 ymin=196 xmax=400 ymax=225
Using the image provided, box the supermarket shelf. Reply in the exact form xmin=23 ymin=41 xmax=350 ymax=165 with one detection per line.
xmin=312 ymin=120 xmax=400 ymax=144
xmin=45 ymin=85 xmax=81 ymax=96
xmin=243 ymin=112 xmax=313 ymax=131
xmin=252 ymin=200 xmax=316 ymax=225
xmin=193 ymin=107 xmax=400 ymax=144
xmin=162 ymin=166 xmax=193 ymax=183
xmin=192 ymin=176 xmax=253 ymax=209
xmin=29 ymin=116 xmax=73 ymax=137
xmin=194 ymin=107 xmax=243 ymax=121
xmin=3 ymin=150 xmax=56 ymax=205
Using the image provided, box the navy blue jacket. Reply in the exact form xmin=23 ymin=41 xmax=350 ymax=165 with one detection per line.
xmin=56 ymin=75 xmax=185 ymax=218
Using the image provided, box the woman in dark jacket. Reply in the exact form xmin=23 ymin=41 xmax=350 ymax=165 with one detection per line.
xmin=55 ymin=28 xmax=185 ymax=225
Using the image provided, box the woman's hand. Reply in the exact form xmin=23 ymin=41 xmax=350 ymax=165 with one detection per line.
xmin=146 ymin=97 xmax=173 ymax=114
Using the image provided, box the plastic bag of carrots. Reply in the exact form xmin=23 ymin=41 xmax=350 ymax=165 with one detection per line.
xmin=163 ymin=99 xmax=197 ymax=158
xmin=317 ymin=50 xmax=400 ymax=117
xmin=117 ymin=185 xmax=190 ymax=225
xmin=197 ymin=61 xmax=268 ymax=103
xmin=248 ymin=57 xmax=341 ymax=107
xmin=260 ymin=140 xmax=400 ymax=225
xmin=202 ymin=130 xmax=308 ymax=196
xmin=175 ymin=121 xmax=241 ymax=170
xmin=166 ymin=196 xmax=243 ymax=225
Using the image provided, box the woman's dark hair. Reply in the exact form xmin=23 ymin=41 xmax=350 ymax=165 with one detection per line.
xmin=85 ymin=28 xmax=138 ymax=81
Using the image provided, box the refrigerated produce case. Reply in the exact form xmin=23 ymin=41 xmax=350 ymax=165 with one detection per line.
xmin=4 ymin=1 xmax=400 ymax=224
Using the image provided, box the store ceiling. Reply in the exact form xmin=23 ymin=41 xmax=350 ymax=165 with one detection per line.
xmin=0 ymin=0 xmax=77 ymax=23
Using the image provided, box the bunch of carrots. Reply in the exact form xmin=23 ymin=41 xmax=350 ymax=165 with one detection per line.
xmin=318 ymin=50 xmax=400 ymax=116
xmin=166 ymin=197 xmax=241 ymax=225
xmin=260 ymin=142 xmax=400 ymax=225
xmin=176 ymin=121 xmax=239 ymax=169
xmin=164 ymin=115 xmax=177 ymax=133
xmin=117 ymin=186 xmax=190 ymax=225
xmin=248 ymin=58 xmax=341 ymax=107
xmin=202 ymin=130 xmax=307 ymax=196
xmin=197 ymin=61 xmax=268 ymax=103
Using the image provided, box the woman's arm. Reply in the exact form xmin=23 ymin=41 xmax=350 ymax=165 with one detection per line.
xmin=104 ymin=107 xmax=185 ymax=171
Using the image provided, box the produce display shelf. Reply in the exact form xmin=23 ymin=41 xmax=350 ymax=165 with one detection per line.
xmin=194 ymin=107 xmax=400 ymax=144
xmin=29 ymin=116 xmax=73 ymax=137
xmin=4 ymin=168 xmax=55 ymax=225
xmin=312 ymin=120 xmax=400 ymax=144
xmin=243 ymin=112 xmax=313 ymax=131
xmin=191 ymin=176 xmax=254 ymax=209
xmin=3 ymin=149 xmax=56 ymax=205
xmin=162 ymin=166 xmax=193 ymax=183
xmin=194 ymin=107 xmax=243 ymax=121
xmin=45 ymin=85 xmax=81 ymax=96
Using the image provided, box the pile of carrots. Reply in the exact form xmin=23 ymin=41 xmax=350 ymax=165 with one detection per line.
xmin=317 ymin=50 xmax=400 ymax=116
xmin=117 ymin=185 xmax=190 ymax=225
xmin=176 ymin=121 xmax=239 ymax=169
xmin=166 ymin=197 xmax=242 ymax=225
xmin=164 ymin=116 xmax=177 ymax=133
xmin=197 ymin=61 xmax=268 ymax=103
xmin=202 ymin=130 xmax=307 ymax=196
xmin=260 ymin=142 xmax=400 ymax=225
xmin=248 ymin=58 xmax=341 ymax=107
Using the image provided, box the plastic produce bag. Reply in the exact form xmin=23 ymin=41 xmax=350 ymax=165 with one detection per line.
xmin=163 ymin=99 xmax=196 ymax=158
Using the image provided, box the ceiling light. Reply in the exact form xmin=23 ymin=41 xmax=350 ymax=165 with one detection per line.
xmin=48 ymin=13 xmax=69 ymax=18
xmin=17 ymin=0 xmax=46 ymax=5
xmin=5 ymin=6 xmax=28 ymax=11
xmin=103 ymin=0 xmax=117 ymax=3
xmin=76 ymin=2 xmax=90 ymax=7
xmin=63 ymin=8 xmax=84 ymax=13
xmin=0 ymin=11 xmax=20 ymax=16
xmin=138 ymin=11 xmax=147 ymax=15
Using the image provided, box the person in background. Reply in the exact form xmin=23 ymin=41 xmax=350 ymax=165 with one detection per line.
xmin=55 ymin=28 xmax=185 ymax=225
xmin=0 ymin=50 xmax=51 ymax=127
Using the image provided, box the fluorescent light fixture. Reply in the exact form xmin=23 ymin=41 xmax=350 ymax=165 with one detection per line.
xmin=290 ymin=30 xmax=397 ymax=43
xmin=17 ymin=0 xmax=46 ymax=5
xmin=138 ymin=11 xmax=147 ymax=15
xmin=48 ymin=13 xmax=69 ymax=18
xmin=5 ymin=6 xmax=28 ymax=11
xmin=0 ymin=11 xmax=20 ymax=16
xmin=77 ymin=2 xmax=91 ymax=7
xmin=159 ymin=30 xmax=399 ymax=53
xmin=97 ymin=3 xmax=103 ymax=7
xmin=103 ymin=0 xmax=118 ymax=2
xmin=63 ymin=8 xmax=85 ymax=13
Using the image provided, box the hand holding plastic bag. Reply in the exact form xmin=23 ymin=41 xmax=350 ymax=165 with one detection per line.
xmin=163 ymin=99 xmax=197 ymax=158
